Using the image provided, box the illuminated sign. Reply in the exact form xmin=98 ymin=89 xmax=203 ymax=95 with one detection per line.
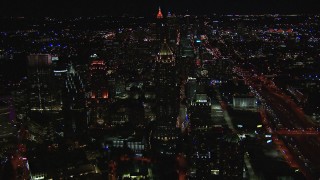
xmin=53 ymin=70 xmax=67 ymax=73
xmin=196 ymin=100 xmax=207 ymax=103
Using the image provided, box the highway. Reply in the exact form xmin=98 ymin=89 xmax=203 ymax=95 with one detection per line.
xmin=194 ymin=31 xmax=320 ymax=178
xmin=234 ymin=66 xmax=320 ymax=179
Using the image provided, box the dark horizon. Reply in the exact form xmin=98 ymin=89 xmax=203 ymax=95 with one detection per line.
xmin=0 ymin=0 xmax=319 ymax=17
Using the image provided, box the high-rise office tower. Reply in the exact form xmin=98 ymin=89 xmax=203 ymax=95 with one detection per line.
xmin=89 ymin=60 xmax=108 ymax=103
xmin=27 ymin=54 xmax=58 ymax=112
xmin=27 ymin=54 xmax=62 ymax=142
xmin=186 ymin=77 xmax=197 ymax=101
xmin=155 ymin=7 xmax=167 ymax=42
xmin=63 ymin=64 xmax=87 ymax=138
xmin=189 ymin=93 xmax=212 ymax=132
xmin=167 ymin=11 xmax=178 ymax=44
xmin=87 ymin=58 xmax=108 ymax=126
xmin=155 ymin=40 xmax=179 ymax=123
xmin=220 ymin=134 xmax=244 ymax=179
xmin=188 ymin=132 xmax=222 ymax=179
xmin=151 ymin=40 xmax=180 ymax=155
xmin=156 ymin=7 xmax=163 ymax=19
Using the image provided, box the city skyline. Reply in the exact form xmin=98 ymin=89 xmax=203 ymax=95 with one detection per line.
xmin=0 ymin=0 xmax=320 ymax=17
xmin=1 ymin=3 xmax=320 ymax=180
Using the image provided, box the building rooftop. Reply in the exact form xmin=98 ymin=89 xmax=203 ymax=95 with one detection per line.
xmin=158 ymin=41 xmax=173 ymax=57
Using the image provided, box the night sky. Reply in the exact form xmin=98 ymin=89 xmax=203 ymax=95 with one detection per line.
xmin=0 ymin=0 xmax=319 ymax=17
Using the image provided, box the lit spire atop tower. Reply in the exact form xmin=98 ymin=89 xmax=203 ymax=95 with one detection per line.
xmin=156 ymin=39 xmax=175 ymax=63
xmin=157 ymin=6 xmax=163 ymax=19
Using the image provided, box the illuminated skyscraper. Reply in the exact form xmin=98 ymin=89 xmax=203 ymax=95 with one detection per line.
xmin=155 ymin=40 xmax=179 ymax=122
xmin=186 ymin=77 xmax=197 ymax=100
xmin=167 ymin=11 xmax=178 ymax=43
xmin=220 ymin=134 xmax=244 ymax=178
xmin=89 ymin=60 xmax=108 ymax=102
xmin=27 ymin=54 xmax=59 ymax=111
xmin=188 ymin=131 xmax=222 ymax=179
xmin=0 ymin=97 xmax=16 ymax=138
xmin=155 ymin=7 xmax=167 ymax=42
xmin=63 ymin=64 xmax=87 ymax=138
xmin=189 ymin=93 xmax=212 ymax=132
xmin=27 ymin=54 xmax=63 ymax=141
xmin=151 ymin=40 xmax=180 ymax=155
xmin=156 ymin=7 xmax=163 ymax=19
xmin=87 ymin=56 xmax=109 ymax=126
